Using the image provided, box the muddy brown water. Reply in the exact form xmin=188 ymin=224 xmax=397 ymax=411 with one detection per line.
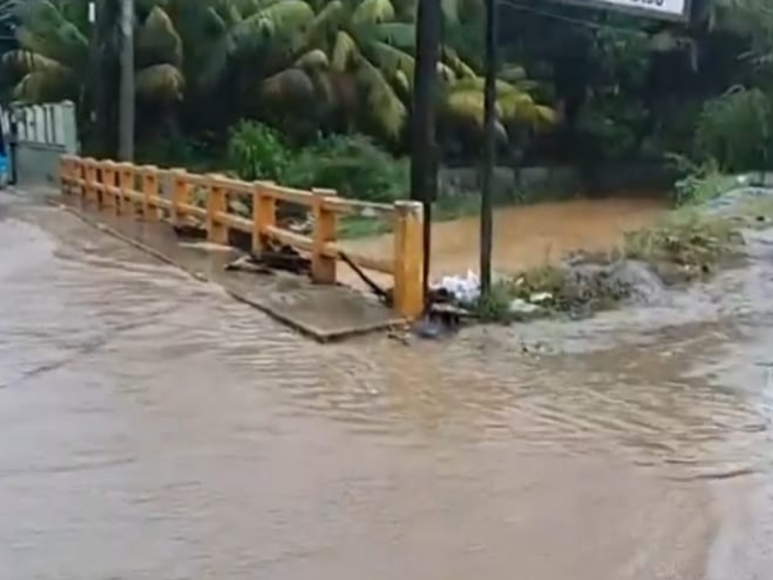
xmin=344 ymin=196 xmax=667 ymax=282
xmin=2 ymin=190 xmax=773 ymax=579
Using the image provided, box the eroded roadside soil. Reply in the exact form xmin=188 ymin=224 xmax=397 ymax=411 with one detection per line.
xmin=2 ymin=189 xmax=772 ymax=579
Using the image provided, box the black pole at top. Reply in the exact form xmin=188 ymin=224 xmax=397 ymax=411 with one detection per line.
xmin=480 ymin=0 xmax=498 ymax=296
xmin=410 ymin=0 xmax=442 ymax=306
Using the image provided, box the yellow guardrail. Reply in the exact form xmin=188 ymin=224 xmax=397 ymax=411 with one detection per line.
xmin=59 ymin=156 xmax=425 ymax=319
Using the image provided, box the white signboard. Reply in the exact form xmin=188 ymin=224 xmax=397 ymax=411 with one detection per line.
xmin=556 ymin=0 xmax=691 ymax=21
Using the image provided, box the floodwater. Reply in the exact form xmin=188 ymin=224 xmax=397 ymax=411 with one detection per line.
xmin=2 ymin=190 xmax=773 ymax=579
xmin=348 ymin=196 xmax=667 ymax=279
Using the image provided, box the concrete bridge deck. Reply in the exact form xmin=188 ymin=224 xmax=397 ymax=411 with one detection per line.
xmin=50 ymin=193 xmax=403 ymax=341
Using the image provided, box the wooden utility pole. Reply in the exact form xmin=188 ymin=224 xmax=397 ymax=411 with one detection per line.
xmin=118 ymin=0 xmax=135 ymax=161
xmin=410 ymin=0 xmax=442 ymax=302
xmin=480 ymin=0 xmax=498 ymax=296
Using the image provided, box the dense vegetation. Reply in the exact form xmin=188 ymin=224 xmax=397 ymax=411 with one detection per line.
xmin=2 ymin=0 xmax=773 ymax=204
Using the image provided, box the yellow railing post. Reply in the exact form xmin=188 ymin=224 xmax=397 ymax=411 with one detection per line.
xmin=207 ymin=176 xmax=228 ymax=244
xmin=101 ymin=161 xmax=116 ymax=211
xmin=393 ymin=200 xmax=425 ymax=319
xmin=117 ymin=163 xmax=134 ymax=215
xmin=252 ymin=181 xmax=276 ymax=255
xmin=170 ymin=169 xmax=189 ymax=226
xmin=142 ymin=166 xmax=160 ymax=221
xmin=84 ymin=158 xmax=97 ymax=204
xmin=60 ymin=156 xmax=72 ymax=195
xmin=77 ymin=159 xmax=86 ymax=198
xmin=311 ymin=188 xmax=338 ymax=284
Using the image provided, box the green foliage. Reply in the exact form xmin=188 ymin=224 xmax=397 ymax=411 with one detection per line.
xmin=575 ymin=96 xmax=649 ymax=164
xmin=136 ymin=130 xmax=220 ymax=172
xmin=2 ymin=0 xmax=184 ymax=104
xmin=694 ymin=87 xmax=773 ymax=173
xmin=284 ymin=134 xmax=408 ymax=202
xmin=624 ymin=210 xmax=744 ymax=280
xmin=5 ymin=0 xmax=773 ymax=186
xmin=226 ymin=120 xmax=290 ymax=181
xmin=224 ymin=124 xmax=407 ymax=203
xmin=668 ymin=155 xmax=738 ymax=206
xmin=475 ymin=281 xmax=513 ymax=322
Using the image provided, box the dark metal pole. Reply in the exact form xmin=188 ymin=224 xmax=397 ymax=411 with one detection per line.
xmin=118 ymin=0 xmax=135 ymax=161
xmin=480 ymin=0 xmax=498 ymax=296
xmin=87 ymin=0 xmax=99 ymax=146
xmin=410 ymin=0 xmax=442 ymax=304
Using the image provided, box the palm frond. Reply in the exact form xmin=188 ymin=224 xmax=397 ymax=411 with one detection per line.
xmin=499 ymin=64 xmax=527 ymax=83
xmin=445 ymin=88 xmax=486 ymax=125
xmin=197 ymin=33 xmax=234 ymax=88
xmin=2 ymin=49 xmax=65 ymax=74
xmin=262 ymin=67 xmax=315 ymax=101
xmin=442 ymin=47 xmax=476 ymax=79
xmin=232 ymin=0 xmax=314 ymax=52
xmin=0 ymin=0 xmax=22 ymax=24
xmin=451 ymin=76 xmax=525 ymax=97
xmin=136 ymin=63 xmax=185 ymax=101
xmin=534 ymin=104 xmax=558 ymax=131
xmin=137 ymin=6 xmax=184 ymax=67
xmin=393 ymin=68 xmax=410 ymax=95
xmin=445 ymin=83 xmax=555 ymax=133
xmin=355 ymin=55 xmax=406 ymax=139
xmin=352 ymin=0 xmax=396 ymax=26
xmin=13 ymin=67 xmax=77 ymax=103
xmin=175 ymin=3 xmax=240 ymax=88
xmin=372 ymin=22 xmax=415 ymax=49
xmin=332 ymin=30 xmax=359 ymax=70
xmin=15 ymin=0 xmax=88 ymax=70
xmin=303 ymin=0 xmax=345 ymax=47
xmin=295 ymin=48 xmax=330 ymax=70
xmin=368 ymin=41 xmax=415 ymax=80
xmin=497 ymin=90 xmax=536 ymax=121
xmin=441 ymin=0 xmax=461 ymax=24
xmin=437 ymin=61 xmax=456 ymax=82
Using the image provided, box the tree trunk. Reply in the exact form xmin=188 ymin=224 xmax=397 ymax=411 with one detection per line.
xmin=118 ymin=0 xmax=134 ymax=161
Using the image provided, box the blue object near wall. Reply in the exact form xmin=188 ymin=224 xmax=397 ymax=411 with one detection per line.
xmin=0 ymin=154 xmax=8 ymax=187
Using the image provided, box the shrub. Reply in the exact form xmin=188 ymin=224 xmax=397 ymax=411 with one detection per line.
xmin=284 ymin=134 xmax=409 ymax=203
xmin=475 ymin=281 xmax=514 ymax=322
xmin=667 ymin=154 xmax=737 ymax=206
xmin=136 ymin=130 xmax=218 ymax=172
xmin=624 ymin=210 xmax=743 ymax=277
xmin=694 ymin=87 xmax=773 ymax=173
xmin=226 ymin=120 xmax=290 ymax=181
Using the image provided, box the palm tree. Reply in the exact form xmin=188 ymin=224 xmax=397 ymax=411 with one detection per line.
xmin=441 ymin=73 xmax=557 ymax=140
xmin=2 ymin=0 xmax=183 ymax=105
xmin=255 ymin=0 xmax=483 ymax=141
xmin=0 ymin=0 xmax=21 ymax=24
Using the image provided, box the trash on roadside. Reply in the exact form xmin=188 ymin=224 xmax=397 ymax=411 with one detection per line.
xmin=431 ymin=270 xmax=481 ymax=306
xmin=529 ymin=292 xmax=553 ymax=304
xmin=508 ymin=298 xmax=541 ymax=315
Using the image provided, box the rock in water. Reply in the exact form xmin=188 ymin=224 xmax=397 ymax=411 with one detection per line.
xmin=607 ymin=260 xmax=665 ymax=303
xmin=562 ymin=260 xmax=664 ymax=306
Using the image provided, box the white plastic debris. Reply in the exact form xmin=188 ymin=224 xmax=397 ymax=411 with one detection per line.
xmin=432 ymin=270 xmax=481 ymax=305
xmin=508 ymin=298 xmax=540 ymax=314
xmin=529 ymin=292 xmax=553 ymax=304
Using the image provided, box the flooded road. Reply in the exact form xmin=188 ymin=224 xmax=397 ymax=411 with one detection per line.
xmin=2 ymin=191 xmax=773 ymax=579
